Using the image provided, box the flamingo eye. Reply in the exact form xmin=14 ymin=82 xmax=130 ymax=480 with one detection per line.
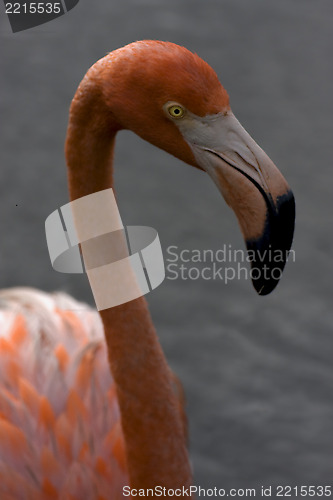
xmin=167 ymin=104 xmax=185 ymax=119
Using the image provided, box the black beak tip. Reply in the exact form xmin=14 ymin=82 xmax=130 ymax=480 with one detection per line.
xmin=246 ymin=190 xmax=295 ymax=296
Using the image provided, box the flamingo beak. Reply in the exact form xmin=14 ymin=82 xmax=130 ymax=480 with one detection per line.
xmin=187 ymin=112 xmax=295 ymax=295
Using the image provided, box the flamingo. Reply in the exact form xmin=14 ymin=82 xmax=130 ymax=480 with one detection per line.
xmin=0 ymin=40 xmax=295 ymax=499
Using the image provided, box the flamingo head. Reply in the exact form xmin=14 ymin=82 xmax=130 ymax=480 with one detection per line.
xmin=99 ymin=40 xmax=295 ymax=295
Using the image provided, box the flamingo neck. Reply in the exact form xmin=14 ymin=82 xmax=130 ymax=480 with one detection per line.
xmin=65 ymin=79 xmax=192 ymax=491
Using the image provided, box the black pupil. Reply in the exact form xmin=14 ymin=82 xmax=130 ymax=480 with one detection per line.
xmin=174 ymin=108 xmax=180 ymax=114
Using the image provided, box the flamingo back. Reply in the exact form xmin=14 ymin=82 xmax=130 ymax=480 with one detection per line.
xmin=0 ymin=288 xmax=129 ymax=499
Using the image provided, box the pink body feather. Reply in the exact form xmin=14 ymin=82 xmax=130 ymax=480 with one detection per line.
xmin=0 ymin=288 xmax=128 ymax=499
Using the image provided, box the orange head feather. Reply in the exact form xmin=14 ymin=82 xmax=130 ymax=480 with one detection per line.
xmin=73 ymin=40 xmax=229 ymax=169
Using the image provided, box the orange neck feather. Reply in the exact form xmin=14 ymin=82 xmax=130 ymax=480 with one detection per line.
xmin=65 ymin=56 xmax=193 ymax=491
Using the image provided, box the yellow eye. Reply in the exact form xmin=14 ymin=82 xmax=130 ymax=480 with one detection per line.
xmin=167 ymin=104 xmax=185 ymax=119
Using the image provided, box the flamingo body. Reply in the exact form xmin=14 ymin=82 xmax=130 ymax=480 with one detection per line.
xmin=0 ymin=288 xmax=128 ymax=499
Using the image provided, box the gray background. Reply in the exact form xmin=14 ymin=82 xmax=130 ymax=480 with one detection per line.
xmin=1 ymin=0 xmax=332 ymax=493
